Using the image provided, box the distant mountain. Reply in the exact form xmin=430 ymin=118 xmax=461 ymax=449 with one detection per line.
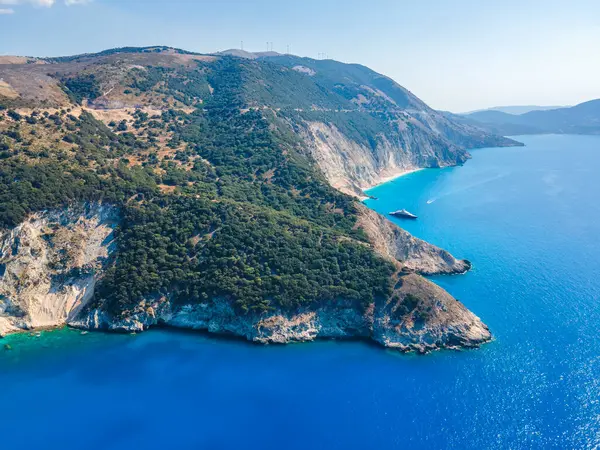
xmin=252 ymin=51 xmax=283 ymax=58
xmin=464 ymin=105 xmax=566 ymax=115
xmin=463 ymin=100 xmax=600 ymax=135
xmin=218 ymin=49 xmax=258 ymax=59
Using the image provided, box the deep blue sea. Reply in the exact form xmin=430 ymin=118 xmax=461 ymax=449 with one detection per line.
xmin=1 ymin=135 xmax=599 ymax=449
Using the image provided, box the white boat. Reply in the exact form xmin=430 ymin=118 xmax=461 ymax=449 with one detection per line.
xmin=389 ymin=209 xmax=418 ymax=219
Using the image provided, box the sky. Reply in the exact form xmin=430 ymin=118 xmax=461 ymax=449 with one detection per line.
xmin=1 ymin=0 xmax=599 ymax=112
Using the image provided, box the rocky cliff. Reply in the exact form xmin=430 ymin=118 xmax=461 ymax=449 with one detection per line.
xmin=299 ymin=121 xmax=468 ymax=196
xmin=0 ymin=205 xmax=490 ymax=353
xmin=72 ymin=273 xmax=491 ymax=354
xmin=373 ymin=273 xmax=490 ymax=352
xmin=0 ymin=204 xmax=118 ymax=336
xmin=355 ymin=204 xmax=470 ymax=275
xmin=259 ymin=54 xmax=522 ymax=196
xmin=295 ymin=114 xmax=522 ymax=196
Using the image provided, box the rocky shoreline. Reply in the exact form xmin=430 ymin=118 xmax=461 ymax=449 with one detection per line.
xmin=65 ymin=276 xmax=491 ymax=354
xmin=0 ymin=204 xmax=492 ymax=354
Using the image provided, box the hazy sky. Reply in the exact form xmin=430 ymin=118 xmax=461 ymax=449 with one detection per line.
xmin=1 ymin=0 xmax=599 ymax=112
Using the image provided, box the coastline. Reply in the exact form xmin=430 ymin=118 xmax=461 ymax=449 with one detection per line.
xmin=360 ymin=168 xmax=425 ymax=200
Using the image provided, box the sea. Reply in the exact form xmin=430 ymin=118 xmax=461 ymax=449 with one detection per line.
xmin=1 ymin=134 xmax=599 ymax=449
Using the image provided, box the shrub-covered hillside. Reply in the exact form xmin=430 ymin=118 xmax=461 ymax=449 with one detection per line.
xmin=0 ymin=51 xmax=398 ymax=317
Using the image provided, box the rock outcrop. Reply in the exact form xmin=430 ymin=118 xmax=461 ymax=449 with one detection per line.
xmin=355 ymin=204 xmax=470 ymax=275
xmin=0 ymin=204 xmax=118 ymax=336
xmin=0 ymin=47 xmax=499 ymax=353
xmin=72 ymin=297 xmax=373 ymax=344
xmin=373 ymin=274 xmax=491 ymax=353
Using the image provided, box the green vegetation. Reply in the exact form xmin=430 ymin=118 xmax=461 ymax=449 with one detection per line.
xmin=0 ymin=110 xmax=157 ymax=226
xmin=397 ymin=293 xmax=421 ymax=316
xmin=99 ymin=198 xmax=392 ymax=315
xmin=7 ymin=110 xmax=22 ymax=122
xmin=0 ymin=159 xmax=156 ymax=227
xmin=95 ymin=57 xmax=393 ymax=315
xmin=128 ymin=65 xmax=211 ymax=106
xmin=0 ymin=54 xmax=395 ymax=317
xmin=60 ymin=74 xmax=102 ymax=104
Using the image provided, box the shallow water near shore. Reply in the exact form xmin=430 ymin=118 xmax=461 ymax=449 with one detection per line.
xmin=1 ymin=134 xmax=600 ymax=449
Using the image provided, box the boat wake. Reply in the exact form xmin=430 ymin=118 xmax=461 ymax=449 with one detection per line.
xmin=425 ymin=173 xmax=508 ymax=205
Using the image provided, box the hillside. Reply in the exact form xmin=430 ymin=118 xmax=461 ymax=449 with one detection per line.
xmin=255 ymin=53 xmax=521 ymax=194
xmin=1 ymin=47 xmax=521 ymax=195
xmin=0 ymin=46 xmax=499 ymax=352
xmin=464 ymin=100 xmax=600 ymax=135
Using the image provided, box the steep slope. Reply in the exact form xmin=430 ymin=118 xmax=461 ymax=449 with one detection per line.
xmin=0 ymin=48 xmax=519 ymax=197
xmin=0 ymin=204 xmax=117 ymax=336
xmin=355 ymin=204 xmax=470 ymax=275
xmin=464 ymin=99 xmax=600 ymax=135
xmin=250 ymin=55 xmax=521 ymax=194
xmin=0 ymin=47 xmax=493 ymax=352
xmin=372 ymin=273 xmax=490 ymax=353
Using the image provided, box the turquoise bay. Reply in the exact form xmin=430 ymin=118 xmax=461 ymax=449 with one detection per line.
xmin=1 ymin=135 xmax=599 ymax=449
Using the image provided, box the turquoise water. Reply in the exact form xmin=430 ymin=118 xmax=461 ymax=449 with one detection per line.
xmin=1 ymin=134 xmax=599 ymax=449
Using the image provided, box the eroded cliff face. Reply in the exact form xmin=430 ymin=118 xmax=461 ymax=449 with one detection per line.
xmin=299 ymin=121 xmax=469 ymax=196
xmin=72 ymin=297 xmax=373 ymax=344
xmin=0 ymin=205 xmax=490 ymax=353
xmin=354 ymin=204 xmax=470 ymax=275
xmin=0 ymin=204 xmax=118 ymax=336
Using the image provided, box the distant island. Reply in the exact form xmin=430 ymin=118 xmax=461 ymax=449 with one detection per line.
xmin=460 ymin=100 xmax=600 ymax=135
xmin=462 ymin=105 xmax=567 ymax=115
xmin=0 ymin=46 xmax=524 ymax=352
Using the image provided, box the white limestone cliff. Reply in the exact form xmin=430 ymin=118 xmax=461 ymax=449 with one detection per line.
xmin=0 ymin=204 xmax=118 ymax=336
